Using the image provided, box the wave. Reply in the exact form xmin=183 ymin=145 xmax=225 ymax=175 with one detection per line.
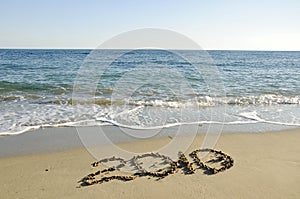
xmin=2 ymin=115 xmax=299 ymax=137
xmin=224 ymin=95 xmax=300 ymax=105
xmin=0 ymin=81 xmax=73 ymax=95
xmin=95 ymin=117 xmax=260 ymax=130
xmin=125 ymin=95 xmax=300 ymax=107
xmin=0 ymin=94 xmax=43 ymax=102
xmin=0 ymin=119 xmax=109 ymax=136
xmin=237 ymin=111 xmax=300 ymax=127
xmin=1 ymin=94 xmax=300 ymax=106
xmin=1 ymin=93 xmax=299 ymax=136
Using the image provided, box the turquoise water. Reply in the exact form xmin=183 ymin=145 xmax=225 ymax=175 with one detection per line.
xmin=0 ymin=49 xmax=299 ymax=135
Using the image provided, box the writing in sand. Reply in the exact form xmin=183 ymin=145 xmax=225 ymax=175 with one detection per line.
xmin=79 ymin=148 xmax=234 ymax=186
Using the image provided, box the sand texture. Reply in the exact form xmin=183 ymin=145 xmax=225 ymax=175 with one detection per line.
xmin=0 ymin=129 xmax=300 ymax=198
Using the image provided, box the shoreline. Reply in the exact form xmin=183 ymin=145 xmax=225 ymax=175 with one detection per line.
xmin=0 ymin=128 xmax=300 ymax=198
xmin=0 ymin=125 xmax=299 ymax=158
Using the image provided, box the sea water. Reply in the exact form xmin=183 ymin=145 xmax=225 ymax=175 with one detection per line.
xmin=0 ymin=49 xmax=299 ymax=135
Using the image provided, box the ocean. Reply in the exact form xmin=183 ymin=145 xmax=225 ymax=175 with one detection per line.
xmin=0 ymin=49 xmax=299 ymax=135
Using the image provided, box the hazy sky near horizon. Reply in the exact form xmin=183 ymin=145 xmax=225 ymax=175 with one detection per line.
xmin=1 ymin=0 xmax=299 ymax=50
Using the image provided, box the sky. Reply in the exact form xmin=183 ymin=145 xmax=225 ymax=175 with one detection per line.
xmin=0 ymin=0 xmax=299 ymax=50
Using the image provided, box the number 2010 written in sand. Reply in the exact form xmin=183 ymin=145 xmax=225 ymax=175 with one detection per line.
xmin=79 ymin=148 xmax=234 ymax=186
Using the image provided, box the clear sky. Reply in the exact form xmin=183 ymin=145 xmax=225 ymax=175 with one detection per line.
xmin=1 ymin=0 xmax=299 ymax=50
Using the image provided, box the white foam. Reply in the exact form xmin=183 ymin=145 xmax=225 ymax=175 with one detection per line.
xmin=1 ymin=95 xmax=300 ymax=136
xmin=238 ymin=111 xmax=265 ymax=122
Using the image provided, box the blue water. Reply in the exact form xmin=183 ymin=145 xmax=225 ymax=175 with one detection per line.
xmin=0 ymin=49 xmax=299 ymax=135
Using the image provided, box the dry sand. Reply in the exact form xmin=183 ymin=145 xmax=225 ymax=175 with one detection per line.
xmin=0 ymin=128 xmax=300 ymax=198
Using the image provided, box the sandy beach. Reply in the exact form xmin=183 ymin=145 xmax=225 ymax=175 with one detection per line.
xmin=2 ymin=0 xmax=300 ymax=198
xmin=0 ymin=127 xmax=299 ymax=199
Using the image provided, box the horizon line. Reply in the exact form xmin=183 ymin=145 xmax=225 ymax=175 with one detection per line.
xmin=0 ymin=47 xmax=300 ymax=52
